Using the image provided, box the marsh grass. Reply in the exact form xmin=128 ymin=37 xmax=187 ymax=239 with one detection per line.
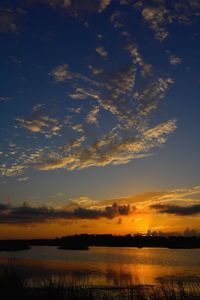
xmin=0 ymin=266 xmax=200 ymax=300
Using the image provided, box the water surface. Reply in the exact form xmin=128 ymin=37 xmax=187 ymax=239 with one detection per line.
xmin=0 ymin=246 xmax=199 ymax=286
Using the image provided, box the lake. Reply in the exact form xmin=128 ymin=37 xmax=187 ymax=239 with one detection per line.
xmin=0 ymin=246 xmax=200 ymax=286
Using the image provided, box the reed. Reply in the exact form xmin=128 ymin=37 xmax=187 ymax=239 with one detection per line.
xmin=0 ymin=266 xmax=200 ymax=300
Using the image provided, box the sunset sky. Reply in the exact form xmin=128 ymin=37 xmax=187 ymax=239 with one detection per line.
xmin=0 ymin=0 xmax=200 ymax=239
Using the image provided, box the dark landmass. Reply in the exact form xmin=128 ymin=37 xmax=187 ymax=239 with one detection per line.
xmin=0 ymin=234 xmax=200 ymax=251
xmin=58 ymin=245 xmax=89 ymax=250
xmin=0 ymin=241 xmax=30 ymax=251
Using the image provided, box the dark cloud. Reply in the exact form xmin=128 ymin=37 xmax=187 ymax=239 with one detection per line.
xmin=0 ymin=202 xmax=134 ymax=225
xmin=150 ymin=204 xmax=200 ymax=216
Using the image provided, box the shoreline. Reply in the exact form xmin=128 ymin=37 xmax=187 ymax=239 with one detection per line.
xmin=0 ymin=234 xmax=200 ymax=250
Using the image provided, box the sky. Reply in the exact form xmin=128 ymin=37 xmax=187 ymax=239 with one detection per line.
xmin=0 ymin=0 xmax=200 ymax=239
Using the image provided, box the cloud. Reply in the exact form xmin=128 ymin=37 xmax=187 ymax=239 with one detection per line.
xmin=30 ymin=0 xmax=111 ymax=14
xmin=69 ymin=89 xmax=89 ymax=100
xmin=0 ymin=96 xmax=11 ymax=102
xmin=68 ymin=107 xmax=82 ymax=113
xmin=126 ymin=43 xmax=153 ymax=77
xmin=1 ymin=67 xmax=176 ymax=176
xmin=0 ymin=164 xmax=26 ymax=177
xmin=143 ymin=119 xmax=177 ymax=141
xmin=96 ymin=65 xmax=137 ymax=127
xmin=51 ymin=64 xmax=101 ymax=87
xmin=17 ymin=115 xmax=59 ymax=133
xmin=169 ymin=54 xmax=182 ymax=65
xmin=173 ymin=0 xmax=200 ymax=22
xmin=50 ymin=63 xmax=172 ymax=133
xmin=17 ymin=177 xmax=29 ymax=182
xmin=35 ymin=0 xmax=71 ymax=9
xmin=66 ymin=63 xmax=166 ymax=129
xmin=135 ymin=186 xmax=200 ymax=210
xmin=0 ymin=201 xmax=134 ymax=225
xmin=134 ymin=77 xmax=174 ymax=116
xmin=27 ymin=0 xmax=200 ymax=20
xmin=1 ymin=185 xmax=200 ymax=226
xmin=95 ymin=186 xmax=200 ymax=211
xmin=34 ymin=119 xmax=176 ymax=171
xmin=141 ymin=6 xmax=169 ymax=41
xmin=16 ymin=106 xmax=62 ymax=137
xmin=150 ymin=204 xmax=200 ymax=216
xmin=89 ymin=65 xmax=104 ymax=75
xmin=69 ymin=87 xmax=100 ymax=100
xmin=0 ymin=144 xmax=54 ymax=177
xmin=85 ymin=105 xmax=100 ymax=124
xmin=96 ymin=46 xmax=108 ymax=59
xmin=50 ymin=64 xmax=73 ymax=82
xmin=60 ymin=136 xmax=85 ymax=152
xmin=71 ymin=124 xmax=84 ymax=133
xmin=0 ymin=9 xmax=17 ymax=33
xmin=139 ymin=1 xmax=200 ymax=42
xmin=98 ymin=0 xmax=112 ymax=12
xmin=0 ymin=2 xmax=180 ymax=178
xmin=110 ymin=10 xmax=124 ymax=28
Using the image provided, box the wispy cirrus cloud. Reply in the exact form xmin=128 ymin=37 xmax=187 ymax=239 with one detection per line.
xmin=17 ymin=115 xmax=60 ymax=134
xmin=141 ymin=6 xmax=169 ymax=41
xmin=98 ymin=0 xmax=112 ymax=13
xmin=126 ymin=43 xmax=153 ymax=77
xmin=134 ymin=77 xmax=174 ymax=117
xmin=16 ymin=106 xmax=62 ymax=137
xmin=28 ymin=0 xmax=112 ymax=14
xmin=138 ymin=0 xmax=200 ymax=42
xmin=0 ymin=96 xmax=11 ymax=102
xmin=0 ymin=58 xmax=176 ymax=176
xmin=50 ymin=64 xmax=73 ymax=82
xmin=110 ymin=10 xmax=124 ymax=28
xmin=17 ymin=176 xmax=30 ymax=182
xmin=96 ymin=46 xmax=108 ymax=59
xmin=89 ymin=65 xmax=104 ymax=75
xmin=85 ymin=105 xmax=100 ymax=125
xmin=169 ymin=54 xmax=182 ymax=66
xmin=0 ymin=164 xmax=26 ymax=177
xmin=60 ymin=136 xmax=86 ymax=153
xmin=0 ymin=0 xmax=185 ymax=179
xmin=34 ymin=119 xmax=176 ymax=171
xmin=91 ymin=185 xmax=200 ymax=211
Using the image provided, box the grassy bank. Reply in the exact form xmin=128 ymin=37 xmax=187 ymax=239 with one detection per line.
xmin=0 ymin=266 xmax=200 ymax=299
